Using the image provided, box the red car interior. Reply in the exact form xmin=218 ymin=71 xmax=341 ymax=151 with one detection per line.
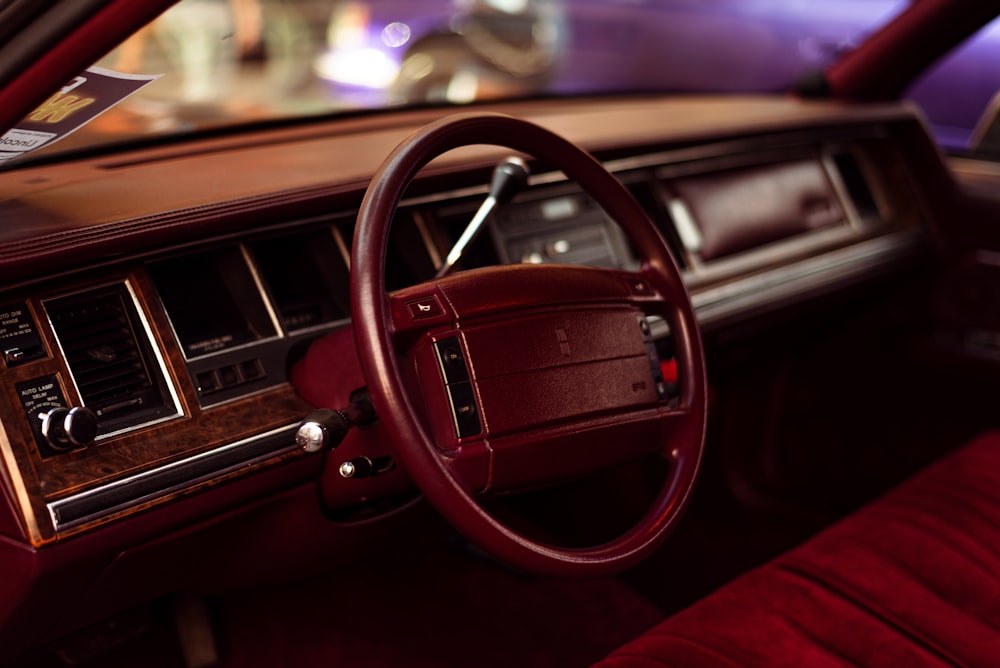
xmin=350 ymin=112 xmax=706 ymax=577
xmin=597 ymin=431 xmax=1000 ymax=667
xmin=2 ymin=0 xmax=1000 ymax=666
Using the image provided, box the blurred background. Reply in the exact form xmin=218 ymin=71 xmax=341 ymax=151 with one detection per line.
xmin=21 ymin=0 xmax=1000 ymax=158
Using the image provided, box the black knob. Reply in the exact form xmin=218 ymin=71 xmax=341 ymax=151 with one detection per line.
xmin=40 ymin=406 xmax=98 ymax=451
xmin=65 ymin=407 xmax=99 ymax=445
xmin=488 ymin=157 xmax=529 ymax=208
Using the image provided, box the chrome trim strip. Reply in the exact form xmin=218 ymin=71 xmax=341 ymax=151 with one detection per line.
xmin=331 ymin=224 xmax=352 ymax=269
xmin=241 ymin=243 xmax=285 ymax=337
xmin=668 ymin=199 xmax=703 ymax=253
xmin=0 ymin=419 xmax=42 ymax=543
xmin=115 ymin=279 xmax=185 ymax=436
xmin=820 ymin=147 xmax=863 ymax=229
xmin=691 ymin=231 xmax=921 ymax=326
xmin=684 ymin=224 xmax=881 ymax=289
xmin=276 ymin=318 xmax=348 ymax=339
xmin=47 ymin=423 xmax=299 ymax=531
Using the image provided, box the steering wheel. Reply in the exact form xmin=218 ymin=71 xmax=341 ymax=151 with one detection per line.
xmin=351 ymin=113 xmax=706 ymax=578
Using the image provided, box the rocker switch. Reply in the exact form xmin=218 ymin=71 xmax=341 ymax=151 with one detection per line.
xmin=434 ymin=337 xmax=482 ymax=438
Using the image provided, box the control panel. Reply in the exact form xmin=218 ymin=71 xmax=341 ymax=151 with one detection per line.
xmin=16 ymin=375 xmax=98 ymax=457
xmin=0 ymin=302 xmax=45 ymax=366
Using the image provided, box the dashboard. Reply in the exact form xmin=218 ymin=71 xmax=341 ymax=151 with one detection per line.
xmin=0 ymin=97 xmax=932 ymax=551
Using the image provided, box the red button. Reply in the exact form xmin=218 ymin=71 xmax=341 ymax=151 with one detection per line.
xmin=406 ymin=295 xmax=444 ymax=319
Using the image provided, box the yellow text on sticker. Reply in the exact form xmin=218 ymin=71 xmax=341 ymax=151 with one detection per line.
xmin=29 ymin=93 xmax=95 ymax=124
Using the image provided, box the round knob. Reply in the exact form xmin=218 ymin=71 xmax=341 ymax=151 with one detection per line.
xmin=339 ymin=457 xmax=373 ymax=479
xmin=64 ymin=407 xmax=99 ymax=445
xmin=295 ymin=409 xmax=349 ymax=453
xmin=40 ymin=406 xmax=99 ymax=451
xmin=296 ymin=420 xmax=329 ymax=454
xmin=295 ymin=398 xmax=376 ymax=454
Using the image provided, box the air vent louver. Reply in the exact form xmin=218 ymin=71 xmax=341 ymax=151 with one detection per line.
xmin=52 ymin=292 xmax=149 ymax=403
xmin=46 ymin=284 xmax=178 ymax=436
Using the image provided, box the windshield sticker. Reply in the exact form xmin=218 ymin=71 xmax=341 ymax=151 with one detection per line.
xmin=0 ymin=66 xmax=160 ymax=165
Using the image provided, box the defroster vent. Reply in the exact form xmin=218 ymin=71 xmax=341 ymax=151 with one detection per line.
xmin=45 ymin=283 xmax=179 ymax=437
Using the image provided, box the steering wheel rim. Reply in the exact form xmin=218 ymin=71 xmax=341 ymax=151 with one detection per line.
xmin=352 ymin=112 xmax=706 ymax=578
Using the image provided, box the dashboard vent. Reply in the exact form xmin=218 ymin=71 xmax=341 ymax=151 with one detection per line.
xmin=45 ymin=284 xmax=179 ymax=436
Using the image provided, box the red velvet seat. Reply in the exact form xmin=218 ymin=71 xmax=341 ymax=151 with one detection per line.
xmin=595 ymin=431 xmax=1000 ymax=667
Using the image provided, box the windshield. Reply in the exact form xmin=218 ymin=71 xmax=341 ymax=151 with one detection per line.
xmin=23 ymin=0 xmax=910 ymax=160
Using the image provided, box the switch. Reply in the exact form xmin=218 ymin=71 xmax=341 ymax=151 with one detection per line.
xmin=406 ymin=295 xmax=444 ymax=319
xmin=0 ymin=302 xmax=45 ymax=366
xmin=435 ymin=337 xmax=469 ymax=383
xmin=339 ymin=455 xmax=396 ymax=479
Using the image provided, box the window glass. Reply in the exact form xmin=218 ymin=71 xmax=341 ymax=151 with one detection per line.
xmin=905 ymin=15 xmax=1000 ymax=156
xmin=23 ymin=0 xmax=909 ymax=161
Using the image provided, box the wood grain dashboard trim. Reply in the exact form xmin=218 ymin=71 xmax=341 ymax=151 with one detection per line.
xmin=48 ymin=423 xmax=300 ymax=532
xmin=0 ymin=96 xmax=938 ymax=547
xmin=0 ymin=264 xmax=317 ymax=546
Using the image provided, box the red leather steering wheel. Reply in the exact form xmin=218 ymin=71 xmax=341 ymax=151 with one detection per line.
xmin=352 ymin=113 xmax=706 ymax=577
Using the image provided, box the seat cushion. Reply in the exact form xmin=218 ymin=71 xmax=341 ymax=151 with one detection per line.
xmin=595 ymin=431 xmax=1000 ymax=667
